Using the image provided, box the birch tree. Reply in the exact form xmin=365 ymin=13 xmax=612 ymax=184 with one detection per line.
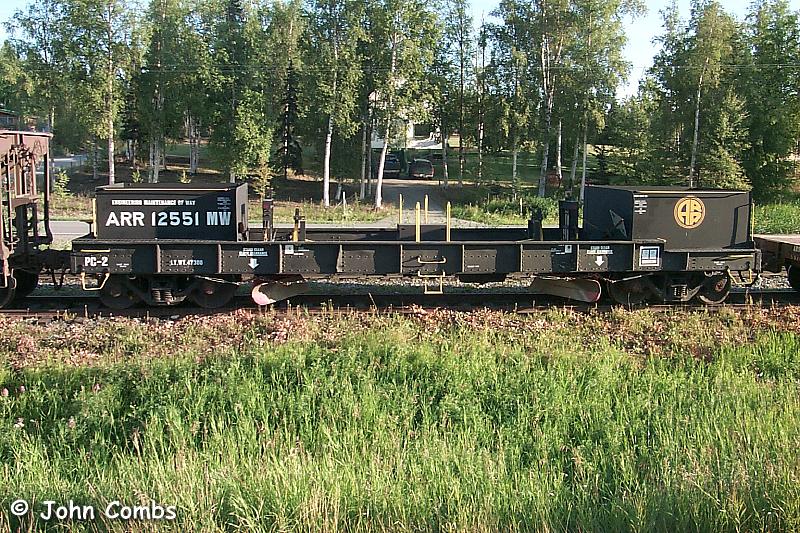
xmin=58 ymin=0 xmax=132 ymax=184
xmin=305 ymin=0 xmax=363 ymax=206
xmin=371 ymin=0 xmax=437 ymax=208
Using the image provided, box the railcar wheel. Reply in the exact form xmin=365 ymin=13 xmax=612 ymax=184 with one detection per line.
xmin=607 ymin=277 xmax=650 ymax=305
xmin=0 ymin=276 xmax=17 ymax=308
xmin=13 ymin=270 xmax=39 ymax=299
xmin=99 ymin=276 xmax=139 ymax=310
xmin=789 ymin=265 xmax=800 ymax=292
xmin=696 ymin=273 xmax=731 ymax=305
xmin=189 ymin=280 xmax=237 ymax=309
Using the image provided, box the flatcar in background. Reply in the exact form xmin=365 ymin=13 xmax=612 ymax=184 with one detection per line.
xmin=754 ymin=234 xmax=800 ymax=291
xmin=1 ymin=129 xmax=796 ymax=310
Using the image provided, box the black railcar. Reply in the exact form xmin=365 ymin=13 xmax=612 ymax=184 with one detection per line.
xmin=71 ymin=183 xmax=762 ymax=309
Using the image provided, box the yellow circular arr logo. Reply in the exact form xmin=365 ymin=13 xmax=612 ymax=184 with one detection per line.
xmin=674 ymin=196 xmax=705 ymax=229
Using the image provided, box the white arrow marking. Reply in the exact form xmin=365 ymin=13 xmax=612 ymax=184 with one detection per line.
xmin=595 ymin=256 xmax=605 ymax=267
xmin=248 ymin=258 xmax=259 ymax=269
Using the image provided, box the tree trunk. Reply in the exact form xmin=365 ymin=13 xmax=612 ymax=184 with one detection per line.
xmin=375 ymin=32 xmax=398 ymax=209
xmin=458 ymin=42 xmax=464 ymax=188
xmin=538 ymin=92 xmax=553 ymax=197
xmin=188 ymin=115 xmax=199 ymax=174
xmin=366 ymin=116 xmax=373 ymax=197
xmin=374 ymin=118 xmax=391 ymax=209
xmin=106 ymin=7 xmax=115 ymax=186
xmin=477 ymin=107 xmax=484 ymax=184
xmin=149 ymin=137 xmax=161 ymax=183
xmin=441 ymin=114 xmax=449 ymax=187
xmin=107 ymin=103 xmax=115 ymax=185
xmin=477 ymin=23 xmax=485 ymax=183
xmin=366 ymin=102 xmax=373 ymax=197
xmin=555 ymin=119 xmax=563 ymax=186
xmin=92 ymin=139 xmax=99 ymax=182
xmin=359 ymin=120 xmax=367 ymax=200
xmin=323 ymin=114 xmax=334 ymax=207
xmin=579 ymin=122 xmax=588 ymax=204
xmin=48 ymin=106 xmax=56 ymax=190
xmin=689 ymin=66 xmax=706 ymax=188
xmin=512 ymin=134 xmax=519 ymax=186
xmin=569 ymin=130 xmax=580 ymax=192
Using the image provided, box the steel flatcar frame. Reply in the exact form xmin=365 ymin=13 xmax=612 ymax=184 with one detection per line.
xmin=71 ymin=224 xmax=760 ymax=307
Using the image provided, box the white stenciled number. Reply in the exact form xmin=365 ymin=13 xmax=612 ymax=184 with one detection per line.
xmin=84 ymin=256 xmax=109 ymax=268
xmin=153 ymin=211 xmax=200 ymax=226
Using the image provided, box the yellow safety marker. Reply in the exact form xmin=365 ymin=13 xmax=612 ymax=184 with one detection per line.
xmin=398 ymin=194 xmax=403 ymax=225
xmin=415 ymin=202 xmax=421 ymax=242
xmin=424 ymin=194 xmax=429 ymax=223
xmin=446 ymin=202 xmax=451 ymax=242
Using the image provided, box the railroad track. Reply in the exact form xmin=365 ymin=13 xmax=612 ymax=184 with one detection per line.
xmin=2 ymin=289 xmax=799 ymax=321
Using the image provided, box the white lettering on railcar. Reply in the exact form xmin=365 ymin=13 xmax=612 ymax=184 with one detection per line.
xmin=111 ymin=199 xmax=143 ymax=206
xmin=168 ymin=259 xmax=204 ymax=266
xmin=105 ymin=212 xmax=145 ymax=227
xmin=238 ymin=248 xmax=269 ymax=257
xmin=152 ymin=211 xmax=200 ymax=227
xmin=207 ymin=211 xmax=232 ymax=226
xmin=143 ymin=199 xmax=177 ymax=206
xmin=83 ymin=256 xmax=109 ymax=268
xmin=586 ymin=246 xmax=613 ymax=255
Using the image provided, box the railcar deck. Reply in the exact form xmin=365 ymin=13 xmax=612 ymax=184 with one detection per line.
xmin=754 ymin=234 xmax=800 ymax=266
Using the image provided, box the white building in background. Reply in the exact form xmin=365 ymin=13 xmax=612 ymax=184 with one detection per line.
xmin=370 ymin=119 xmax=459 ymax=151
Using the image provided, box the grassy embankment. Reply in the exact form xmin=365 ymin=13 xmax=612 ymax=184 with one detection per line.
xmin=2 ymin=308 xmax=800 ymax=531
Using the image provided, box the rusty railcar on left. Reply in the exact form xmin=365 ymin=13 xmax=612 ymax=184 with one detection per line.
xmin=0 ymin=130 xmax=69 ymax=305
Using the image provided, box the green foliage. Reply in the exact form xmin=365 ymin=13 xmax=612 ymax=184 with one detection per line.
xmin=451 ymin=191 xmax=559 ymax=225
xmin=754 ymin=198 xmax=800 ymax=233
xmin=52 ymin=169 xmax=70 ymax=196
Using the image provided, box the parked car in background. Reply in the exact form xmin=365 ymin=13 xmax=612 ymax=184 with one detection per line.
xmin=408 ymin=158 xmax=434 ymax=180
xmin=372 ymin=153 xmax=402 ymax=178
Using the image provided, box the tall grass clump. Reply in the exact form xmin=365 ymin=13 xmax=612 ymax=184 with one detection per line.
xmin=1 ymin=313 xmax=799 ymax=531
xmin=451 ymin=194 xmax=559 ymax=225
xmin=754 ymin=199 xmax=800 ymax=234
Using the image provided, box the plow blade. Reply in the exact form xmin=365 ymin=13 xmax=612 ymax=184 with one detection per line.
xmin=252 ymin=280 xmax=309 ymax=306
xmin=530 ymin=277 xmax=602 ymax=303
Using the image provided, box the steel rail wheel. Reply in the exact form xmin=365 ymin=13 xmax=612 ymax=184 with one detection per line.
xmin=607 ymin=277 xmax=650 ymax=305
xmin=696 ymin=273 xmax=732 ymax=305
xmin=99 ymin=275 xmax=140 ymax=309
xmin=189 ymin=279 xmax=237 ymax=309
xmin=789 ymin=265 xmax=800 ymax=292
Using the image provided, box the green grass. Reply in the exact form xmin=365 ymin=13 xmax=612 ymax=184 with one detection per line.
xmin=449 ymin=193 xmax=560 ymax=225
xmin=754 ymin=198 xmax=800 ymax=234
xmin=2 ymin=309 xmax=800 ymax=531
